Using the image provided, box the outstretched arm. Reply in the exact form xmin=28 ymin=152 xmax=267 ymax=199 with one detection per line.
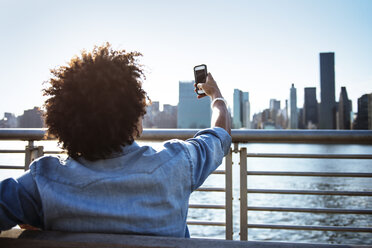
xmin=196 ymin=73 xmax=231 ymax=135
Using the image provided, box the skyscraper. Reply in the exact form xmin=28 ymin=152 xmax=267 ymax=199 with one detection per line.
xmin=337 ymin=87 xmax=352 ymax=129
xmin=270 ymin=99 xmax=281 ymax=112
xmin=319 ymin=52 xmax=336 ymax=129
xmin=233 ymin=89 xmax=242 ymax=129
xmin=233 ymin=89 xmax=250 ymax=129
xmin=242 ymin=92 xmax=251 ymax=128
xmin=353 ymin=93 xmax=372 ymax=130
xmin=303 ymin=87 xmax=318 ymax=128
xmin=289 ymin=84 xmax=298 ymax=129
xmin=177 ymin=81 xmax=211 ymax=128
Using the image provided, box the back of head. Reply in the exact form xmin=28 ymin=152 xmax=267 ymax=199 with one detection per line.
xmin=43 ymin=43 xmax=148 ymax=161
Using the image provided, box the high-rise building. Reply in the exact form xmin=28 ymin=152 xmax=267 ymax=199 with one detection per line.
xmin=337 ymin=87 xmax=352 ymax=129
xmin=289 ymin=84 xmax=298 ymax=129
xmin=177 ymin=81 xmax=211 ymax=128
xmin=143 ymin=102 xmax=177 ymax=128
xmin=353 ymin=93 xmax=372 ymax=130
xmin=233 ymin=89 xmax=242 ymax=129
xmin=233 ymin=89 xmax=250 ymax=129
xmin=270 ymin=99 xmax=281 ymax=111
xmin=17 ymin=107 xmax=44 ymax=128
xmin=269 ymin=99 xmax=281 ymax=127
xmin=242 ymin=92 xmax=250 ymax=128
xmin=319 ymin=52 xmax=336 ymax=129
xmin=369 ymin=94 xmax=372 ymax=130
xmin=303 ymin=87 xmax=318 ymax=128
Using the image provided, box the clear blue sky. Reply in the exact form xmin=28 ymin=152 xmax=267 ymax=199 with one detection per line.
xmin=0 ymin=0 xmax=371 ymax=116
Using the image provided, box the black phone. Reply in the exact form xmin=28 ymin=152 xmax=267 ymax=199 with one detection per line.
xmin=194 ymin=64 xmax=207 ymax=95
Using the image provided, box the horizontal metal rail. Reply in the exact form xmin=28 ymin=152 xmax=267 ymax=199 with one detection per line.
xmin=187 ymin=221 xmax=225 ymax=226
xmin=196 ymin=187 xmax=225 ymax=192
xmin=0 ymin=129 xmax=46 ymax=141
xmin=189 ymin=204 xmax=225 ymax=209
xmin=247 ymin=171 xmax=372 ymax=177
xmin=1 ymin=128 xmax=372 ymax=144
xmin=246 ymin=206 xmax=372 ymax=214
xmin=0 ymin=150 xmax=26 ymax=153
xmin=212 ymin=170 xmax=225 ymax=175
xmin=44 ymin=151 xmax=65 ymax=154
xmin=247 ymin=189 xmax=372 ymax=196
xmin=247 ymin=224 xmax=372 ymax=232
xmin=0 ymin=165 xmax=25 ymax=170
xmin=246 ymin=153 xmax=372 ymax=159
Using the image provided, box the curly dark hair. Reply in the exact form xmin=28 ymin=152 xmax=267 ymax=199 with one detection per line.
xmin=43 ymin=43 xmax=148 ymax=161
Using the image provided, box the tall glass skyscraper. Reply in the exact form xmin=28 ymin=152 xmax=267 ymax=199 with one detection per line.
xmin=290 ymin=84 xmax=298 ymax=129
xmin=233 ymin=89 xmax=250 ymax=129
xmin=319 ymin=52 xmax=336 ymax=129
xmin=233 ymin=89 xmax=242 ymax=129
xmin=177 ymin=81 xmax=211 ymax=129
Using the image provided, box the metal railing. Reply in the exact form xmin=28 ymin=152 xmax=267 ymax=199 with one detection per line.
xmin=1 ymin=128 xmax=372 ymax=242
xmin=237 ymin=130 xmax=372 ymax=241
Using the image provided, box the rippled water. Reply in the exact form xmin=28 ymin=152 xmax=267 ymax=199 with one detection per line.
xmin=1 ymin=141 xmax=371 ymax=245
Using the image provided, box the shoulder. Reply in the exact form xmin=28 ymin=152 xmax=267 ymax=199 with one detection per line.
xmin=188 ymin=127 xmax=232 ymax=156
xmin=29 ymin=155 xmax=67 ymax=177
xmin=194 ymin=127 xmax=231 ymax=141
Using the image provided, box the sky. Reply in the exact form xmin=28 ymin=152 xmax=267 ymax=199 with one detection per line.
xmin=0 ymin=0 xmax=371 ymax=117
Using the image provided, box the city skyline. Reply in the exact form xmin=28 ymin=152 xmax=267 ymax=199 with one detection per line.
xmin=1 ymin=1 xmax=371 ymax=116
xmin=2 ymin=81 xmax=371 ymax=130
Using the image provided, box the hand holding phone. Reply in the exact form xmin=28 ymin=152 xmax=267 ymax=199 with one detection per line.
xmin=194 ymin=64 xmax=207 ymax=95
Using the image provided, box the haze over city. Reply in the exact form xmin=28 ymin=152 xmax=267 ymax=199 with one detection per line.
xmin=0 ymin=0 xmax=371 ymax=116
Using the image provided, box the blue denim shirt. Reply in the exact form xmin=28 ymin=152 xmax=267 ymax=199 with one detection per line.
xmin=0 ymin=127 xmax=231 ymax=237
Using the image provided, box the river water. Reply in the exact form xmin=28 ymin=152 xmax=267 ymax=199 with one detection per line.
xmin=0 ymin=141 xmax=371 ymax=245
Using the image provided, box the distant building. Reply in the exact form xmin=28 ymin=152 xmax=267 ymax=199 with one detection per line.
xmin=270 ymin=99 xmax=280 ymax=112
xmin=242 ymin=92 xmax=251 ymax=128
xmin=337 ymin=87 xmax=352 ymax=129
xmin=289 ymin=84 xmax=298 ymax=129
xmin=298 ymin=108 xmax=305 ymax=129
xmin=18 ymin=107 xmax=44 ymax=128
xmin=233 ymin=89 xmax=250 ymax=129
xmin=269 ymin=99 xmax=281 ymax=127
xmin=0 ymin=112 xmax=18 ymax=128
xmin=158 ymin=104 xmax=177 ymax=128
xmin=369 ymin=94 xmax=372 ymax=130
xmin=177 ymin=81 xmax=211 ymax=129
xmin=353 ymin=93 xmax=372 ymax=130
xmin=143 ymin=102 xmax=177 ymax=128
xmin=233 ymin=89 xmax=242 ymax=128
xmin=303 ymin=87 xmax=318 ymax=129
xmin=319 ymin=52 xmax=336 ymax=129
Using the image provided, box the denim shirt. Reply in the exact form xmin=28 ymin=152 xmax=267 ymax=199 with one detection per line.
xmin=0 ymin=127 xmax=231 ymax=237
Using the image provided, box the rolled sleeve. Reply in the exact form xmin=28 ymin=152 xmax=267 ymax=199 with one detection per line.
xmin=183 ymin=127 xmax=232 ymax=191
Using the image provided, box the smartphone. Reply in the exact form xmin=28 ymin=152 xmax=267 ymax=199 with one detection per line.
xmin=194 ymin=64 xmax=207 ymax=95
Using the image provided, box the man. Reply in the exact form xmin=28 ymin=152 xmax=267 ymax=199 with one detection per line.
xmin=0 ymin=44 xmax=231 ymax=237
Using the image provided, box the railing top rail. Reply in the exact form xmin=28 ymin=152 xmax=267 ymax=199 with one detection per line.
xmin=0 ymin=128 xmax=46 ymax=141
xmin=1 ymin=128 xmax=372 ymax=144
xmin=230 ymin=129 xmax=372 ymax=144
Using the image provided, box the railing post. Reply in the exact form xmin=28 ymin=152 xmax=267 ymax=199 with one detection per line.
xmin=25 ymin=141 xmax=44 ymax=171
xmin=240 ymin=147 xmax=248 ymax=240
xmin=225 ymin=148 xmax=233 ymax=240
